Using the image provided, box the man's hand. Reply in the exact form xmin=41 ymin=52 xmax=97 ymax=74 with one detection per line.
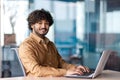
xmin=66 ymin=70 xmax=83 ymax=75
xmin=75 ymin=65 xmax=90 ymax=73
xmin=65 ymin=65 xmax=90 ymax=76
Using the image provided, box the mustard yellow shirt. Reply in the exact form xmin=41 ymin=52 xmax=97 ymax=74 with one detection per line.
xmin=19 ymin=33 xmax=76 ymax=77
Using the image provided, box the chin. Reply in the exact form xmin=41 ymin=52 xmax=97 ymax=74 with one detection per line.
xmin=40 ymin=33 xmax=47 ymax=36
xmin=39 ymin=31 xmax=48 ymax=36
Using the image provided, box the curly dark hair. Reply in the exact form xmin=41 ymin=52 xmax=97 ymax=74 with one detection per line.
xmin=27 ymin=9 xmax=54 ymax=30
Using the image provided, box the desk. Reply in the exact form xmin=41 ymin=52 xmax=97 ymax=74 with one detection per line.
xmin=0 ymin=70 xmax=120 ymax=80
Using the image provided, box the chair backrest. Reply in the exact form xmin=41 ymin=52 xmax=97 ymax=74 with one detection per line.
xmin=11 ymin=48 xmax=26 ymax=76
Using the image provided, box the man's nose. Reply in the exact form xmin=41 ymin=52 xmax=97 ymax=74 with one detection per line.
xmin=41 ymin=23 xmax=46 ymax=28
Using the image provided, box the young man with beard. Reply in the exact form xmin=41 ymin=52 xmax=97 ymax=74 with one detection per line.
xmin=19 ymin=9 xmax=89 ymax=77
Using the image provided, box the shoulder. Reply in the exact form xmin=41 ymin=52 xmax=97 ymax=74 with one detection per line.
xmin=19 ymin=37 xmax=36 ymax=49
xmin=48 ymin=41 xmax=56 ymax=47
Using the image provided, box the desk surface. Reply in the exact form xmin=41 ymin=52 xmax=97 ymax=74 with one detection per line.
xmin=0 ymin=70 xmax=120 ymax=80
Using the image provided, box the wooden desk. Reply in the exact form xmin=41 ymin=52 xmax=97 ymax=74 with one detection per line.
xmin=0 ymin=70 xmax=120 ymax=80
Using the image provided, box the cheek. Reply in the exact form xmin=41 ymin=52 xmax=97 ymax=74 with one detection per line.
xmin=46 ymin=26 xmax=50 ymax=29
xmin=35 ymin=25 xmax=40 ymax=29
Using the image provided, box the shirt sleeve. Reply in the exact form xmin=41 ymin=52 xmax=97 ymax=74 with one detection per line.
xmin=51 ymin=43 xmax=77 ymax=71
xmin=56 ymin=50 xmax=77 ymax=71
xmin=19 ymin=43 xmax=67 ymax=77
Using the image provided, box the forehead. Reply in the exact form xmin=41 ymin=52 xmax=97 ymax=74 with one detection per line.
xmin=37 ymin=19 xmax=49 ymax=22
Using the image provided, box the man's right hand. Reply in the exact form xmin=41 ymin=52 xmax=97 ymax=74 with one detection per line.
xmin=66 ymin=70 xmax=84 ymax=76
xmin=65 ymin=65 xmax=90 ymax=76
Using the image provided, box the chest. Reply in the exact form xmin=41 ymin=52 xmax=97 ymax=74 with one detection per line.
xmin=33 ymin=43 xmax=59 ymax=67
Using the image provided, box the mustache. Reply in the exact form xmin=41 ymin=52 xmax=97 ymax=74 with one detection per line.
xmin=40 ymin=28 xmax=47 ymax=30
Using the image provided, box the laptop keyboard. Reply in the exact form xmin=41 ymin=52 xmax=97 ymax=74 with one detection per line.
xmin=82 ymin=69 xmax=94 ymax=76
xmin=73 ymin=69 xmax=94 ymax=76
xmin=83 ymin=71 xmax=94 ymax=76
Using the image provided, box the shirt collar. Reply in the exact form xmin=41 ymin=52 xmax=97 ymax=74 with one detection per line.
xmin=30 ymin=33 xmax=50 ymax=44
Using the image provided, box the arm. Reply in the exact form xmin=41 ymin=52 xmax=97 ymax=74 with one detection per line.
xmin=50 ymin=43 xmax=77 ymax=70
xmin=52 ymin=43 xmax=90 ymax=75
xmin=57 ymin=52 xmax=77 ymax=70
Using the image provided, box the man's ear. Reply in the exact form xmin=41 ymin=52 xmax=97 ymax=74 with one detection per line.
xmin=31 ymin=25 xmax=34 ymax=29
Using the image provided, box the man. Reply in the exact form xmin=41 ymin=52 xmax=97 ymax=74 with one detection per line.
xmin=19 ymin=9 xmax=89 ymax=77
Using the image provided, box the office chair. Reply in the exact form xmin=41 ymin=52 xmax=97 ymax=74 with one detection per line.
xmin=11 ymin=48 xmax=26 ymax=76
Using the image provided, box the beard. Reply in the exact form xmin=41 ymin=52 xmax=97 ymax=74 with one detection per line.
xmin=34 ymin=28 xmax=48 ymax=37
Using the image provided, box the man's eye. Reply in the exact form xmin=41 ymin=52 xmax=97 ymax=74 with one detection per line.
xmin=38 ymin=22 xmax=42 ymax=25
xmin=38 ymin=22 xmax=42 ymax=24
xmin=45 ymin=23 xmax=49 ymax=25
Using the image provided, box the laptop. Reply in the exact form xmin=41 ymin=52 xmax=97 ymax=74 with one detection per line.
xmin=65 ymin=50 xmax=112 ymax=79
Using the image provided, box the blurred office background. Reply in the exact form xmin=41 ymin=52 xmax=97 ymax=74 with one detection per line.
xmin=1 ymin=0 xmax=120 ymax=77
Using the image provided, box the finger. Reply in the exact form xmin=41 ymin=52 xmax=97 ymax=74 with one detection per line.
xmin=77 ymin=66 xmax=86 ymax=72
xmin=84 ymin=66 xmax=90 ymax=72
xmin=82 ymin=66 xmax=90 ymax=72
xmin=74 ymin=70 xmax=84 ymax=75
xmin=75 ymin=68 xmax=85 ymax=74
xmin=77 ymin=66 xmax=89 ymax=72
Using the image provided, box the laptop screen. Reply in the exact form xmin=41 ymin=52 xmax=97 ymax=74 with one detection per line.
xmin=93 ymin=50 xmax=112 ymax=78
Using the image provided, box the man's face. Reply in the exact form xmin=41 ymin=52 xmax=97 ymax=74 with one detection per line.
xmin=32 ymin=20 xmax=50 ymax=37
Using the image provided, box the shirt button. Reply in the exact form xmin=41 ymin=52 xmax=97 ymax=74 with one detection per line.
xmin=48 ymin=53 xmax=51 ymax=55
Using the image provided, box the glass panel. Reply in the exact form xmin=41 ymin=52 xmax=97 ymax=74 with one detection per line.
xmin=84 ymin=0 xmax=120 ymax=70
